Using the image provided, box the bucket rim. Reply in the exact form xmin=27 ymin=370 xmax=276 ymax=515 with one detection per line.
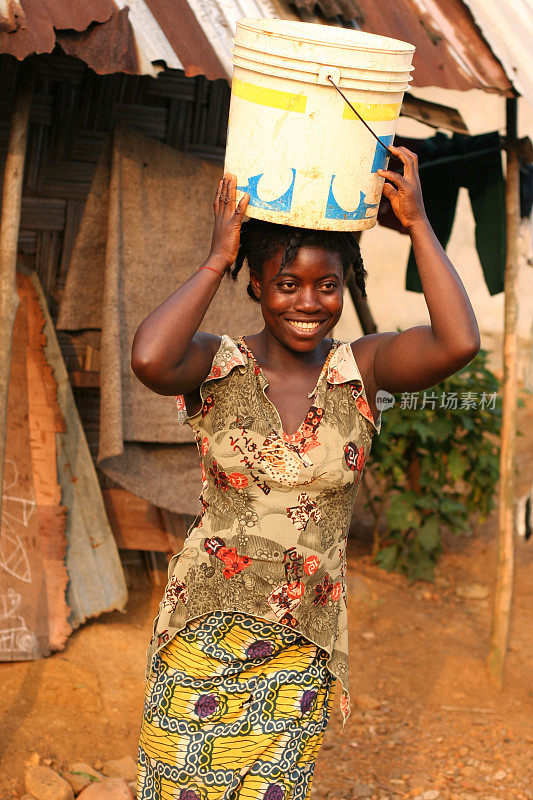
xmin=235 ymin=18 xmax=416 ymax=55
xmin=232 ymin=59 xmax=413 ymax=90
xmin=232 ymin=40 xmax=416 ymax=74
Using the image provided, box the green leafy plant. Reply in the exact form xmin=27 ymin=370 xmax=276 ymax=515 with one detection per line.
xmin=361 ymin=348 xmax=502 ymax=583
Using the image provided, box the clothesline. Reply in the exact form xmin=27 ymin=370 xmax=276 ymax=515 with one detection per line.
xmin=416 ymin=146 xmax=502 ymax=171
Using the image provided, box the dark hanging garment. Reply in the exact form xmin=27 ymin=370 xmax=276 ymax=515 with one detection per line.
xmin=520 ymin=162 xmax=533 ymax=219
xmin=382 ymin=132 xmax=506 ymax=296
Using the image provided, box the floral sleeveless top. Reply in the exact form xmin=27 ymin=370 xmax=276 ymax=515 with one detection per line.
xmin=145 ymin=334 xmax=381 ymax=731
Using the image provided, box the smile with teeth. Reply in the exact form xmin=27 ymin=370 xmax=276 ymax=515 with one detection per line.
xmin=286 ymin=320 xmax=323 ymax=331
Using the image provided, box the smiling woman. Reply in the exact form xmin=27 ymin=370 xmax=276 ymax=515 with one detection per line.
xmin=131 ymin=165 xmax=480 ymax=800
xmin=231 ymin=217 xmax=368 ymax=303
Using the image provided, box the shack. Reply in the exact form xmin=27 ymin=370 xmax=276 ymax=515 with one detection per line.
xmin=0 ymin=0 xmax=529 ymax=678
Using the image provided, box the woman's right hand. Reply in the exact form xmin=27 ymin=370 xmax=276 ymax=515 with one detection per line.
xmin=208 ymin=173 xmax=249 ymax=272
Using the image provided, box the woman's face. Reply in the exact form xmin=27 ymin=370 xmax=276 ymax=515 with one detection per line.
xmin=250 ymin=245 xmax=345 ymax=351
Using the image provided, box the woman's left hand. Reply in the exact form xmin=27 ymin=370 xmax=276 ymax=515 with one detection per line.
xmin=377 ymin=145 xmax=428 ymax=232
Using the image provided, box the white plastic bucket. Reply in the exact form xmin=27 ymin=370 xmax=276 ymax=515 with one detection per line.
xmin=224 ymin=20 xmax=415 ymax=231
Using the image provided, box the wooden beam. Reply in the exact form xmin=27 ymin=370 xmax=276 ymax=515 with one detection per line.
xmin=401 ymin=93 xmax=468 ymax=135
xmin=487 ymin=97 xmax=520 ymax=687
xmin=0 ymin=60 xmax=34 ymax=529
xmin=102 ymin=487 xmax=171 ymax=552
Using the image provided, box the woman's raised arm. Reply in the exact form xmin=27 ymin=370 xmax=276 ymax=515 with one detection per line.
xmin=130 ymin=174 xmax=249 ymax=396
xmin=361 ymin=145 xmax=480 ymax=394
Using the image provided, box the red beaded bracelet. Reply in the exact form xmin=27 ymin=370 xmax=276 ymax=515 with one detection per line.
xmin=198 ymin=264 xmax=225 ymax=277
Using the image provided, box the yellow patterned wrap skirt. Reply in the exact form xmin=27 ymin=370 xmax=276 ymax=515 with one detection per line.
xmin=137 ymin=611 xmax=337 ymax=800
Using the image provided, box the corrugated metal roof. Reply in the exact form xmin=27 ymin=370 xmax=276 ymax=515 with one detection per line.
xmin=170 ymin=0 xmax=279 ymax=78
xmin=0 ymin=0 xmax=116 ymax=35
xmin=461 ymin=0 xmax=533 ymax=107
xmin=0 ymin=0 xmax=277 ymax=78
xmin=0 ymin=0 xmax=516 ymax=95
xmin=287 ymin=0 xmax=513 ymax=94
xmin=53 ymin=7 xmax=145 ymax=76
xmin=0 ymin=0 xmax=141 ymax=73
xmin=114 ymin=0 xmax=184 ymax=74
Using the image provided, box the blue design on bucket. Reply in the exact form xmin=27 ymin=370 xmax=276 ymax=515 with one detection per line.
xmin=325 ymin=177 xmax=378 ymax=221
xmin=370 ymin=135 xmax=394 ymax=173
xmin=237 ymin=169 xmax=296 ymax=213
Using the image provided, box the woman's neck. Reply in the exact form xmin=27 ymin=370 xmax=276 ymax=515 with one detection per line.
xmin=244 ymin=327 xmax=333 ymax=374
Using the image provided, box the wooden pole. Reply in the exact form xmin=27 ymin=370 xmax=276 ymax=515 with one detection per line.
xmin=0 ymin=60 xmax=35 ymax=528
xmin=346 ymin=230 xmax=378 ymax=335
xmin=487 ymin=97 xmax=520 ymax=686
xmin=345 ymin=272 xmax=378 ymax=335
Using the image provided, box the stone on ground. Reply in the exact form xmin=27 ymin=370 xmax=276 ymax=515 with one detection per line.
xmin=77 ymin=777 xmax=133 ymax=799
xmin=102 ymin=756 xmax=137 ymax=782
xmin=25 ymin=766 xmax=74 ymax=800
xmin=455 ymin=582 xmax=490 ymax=600
xmin=62 ymin=762 xmax=103 ymax=795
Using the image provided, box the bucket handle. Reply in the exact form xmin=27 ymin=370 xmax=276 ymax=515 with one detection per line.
xmin=317 ymin=65 xmax=340 ymax=85
xmin=326 ymin=74 xmax=396 ymax=158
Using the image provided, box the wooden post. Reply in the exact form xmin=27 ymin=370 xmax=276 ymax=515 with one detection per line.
xmin=0 ymin=60 xmax=35 ymax=528
xmin=346 ymin=231 xmax=378 ymax=335
xmin=487 ymin=97 xmax=520 ymax=686
xmin=345 ymin=271 xmax=378 ymax=335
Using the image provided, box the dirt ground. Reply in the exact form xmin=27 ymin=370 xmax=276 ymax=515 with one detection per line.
xmin=1 ymin=391 xmax=532 ymax=800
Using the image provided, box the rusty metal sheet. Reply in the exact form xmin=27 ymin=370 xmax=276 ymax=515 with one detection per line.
xmin=143 ymin=0 xmax=228 ymax=79
xmin=0 ymin=0 xmax=24 ymax=33
xmin=0 ymin=0 xmax=222 ymax=77
xmin=289 ymin=0 xmax=513 ymax=94
xmin=0 ymin=0 xmax=116 ymax=57
xmin=57 ymin=7 xmax=141 ymax=76
xmin=0 ymin=0 xmax=277 ymax=78
xmin=23 ymin=0 xmax=115 ymax=30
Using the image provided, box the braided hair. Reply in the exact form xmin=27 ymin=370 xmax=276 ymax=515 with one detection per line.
xmin=230 ymin=219 xmax=367 ymax=301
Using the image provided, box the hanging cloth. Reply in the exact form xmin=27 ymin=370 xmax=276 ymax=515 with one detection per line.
xmin=397 ymin=131 xmax=506 ymax=296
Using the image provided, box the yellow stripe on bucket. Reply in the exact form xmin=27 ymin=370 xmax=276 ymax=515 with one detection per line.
xmin=342 ymin=102 xmax=401 ymax=121
xmin=232 ymin=79 xmax=307 ymax=113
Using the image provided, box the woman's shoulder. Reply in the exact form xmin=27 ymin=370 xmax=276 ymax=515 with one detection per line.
xmin=199 ymin=333 xmax=248 ymax=381
xmin=328 ymin=336 xmax=381 ymax=434
xmin=175 ymin=334 xmax=248 ymax=425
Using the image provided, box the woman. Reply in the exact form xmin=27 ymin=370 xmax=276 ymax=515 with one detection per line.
xmin=132 ymin=146 xmax=480 ymax=800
